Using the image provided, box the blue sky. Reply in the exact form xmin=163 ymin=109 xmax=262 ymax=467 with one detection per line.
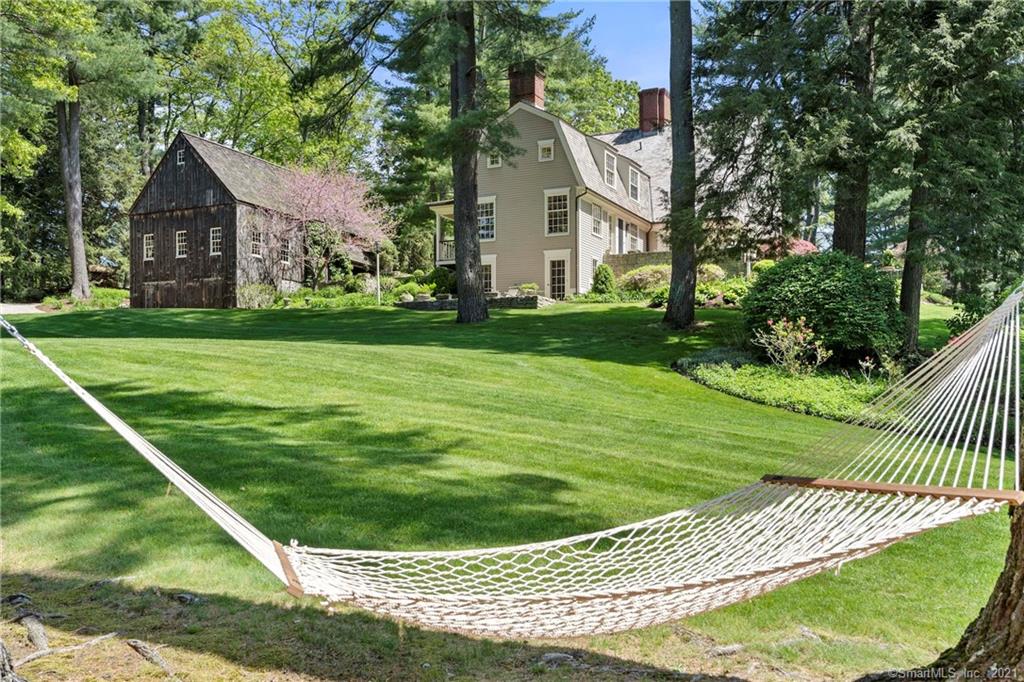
xmin=548 ymin=1 xmax=671 ymax=89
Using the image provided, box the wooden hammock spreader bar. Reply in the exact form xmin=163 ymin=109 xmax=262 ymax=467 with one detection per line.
xmin=273 ymin=541 xmax=305 ymax=598
xmin=762 ymin=474 xmax=1024 ymax=506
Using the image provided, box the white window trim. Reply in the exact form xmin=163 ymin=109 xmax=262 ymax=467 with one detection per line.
xmin=538 ymin=139 xmax=555 ymax=162
xmin=477 ymin=195 xmax=496 ymax=242
xmin=543 ymin=248 xmax=572 ymax=299
xmin=176 ymin=148 xmax=186 ymax=166
xmin=590 ymin=201 xmax=608 ymax=238
xmin=629 ymin=167 xmax=641 ymax=202
xmin=281 ymin=237 xmax=291 ymax=265
xmin=143 ymin=233 xmax=154 ymax=261
xmin=481 ymin=254 xmax=497 ymax=293
xmin=486 ymin=153 xmax=502 ymax=169
xmin=604 ymin=150 xmax=617 ymax=188
xmin=544 ymin=187 xmax=571 ymax=237
xmin=209 ymin=226 xmax=222 ymax=256
xmin=251 ymin=229 xmax=264 ymax=259
xmin=175 ymin=230 xmax=187 ymax=259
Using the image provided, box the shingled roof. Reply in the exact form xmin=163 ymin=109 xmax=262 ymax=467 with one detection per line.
xmin=180 ymin=132 xmax=296 ymax=214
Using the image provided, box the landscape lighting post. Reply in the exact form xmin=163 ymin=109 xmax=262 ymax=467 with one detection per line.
xmin=374 ymin=240 xmax=381 ymax=305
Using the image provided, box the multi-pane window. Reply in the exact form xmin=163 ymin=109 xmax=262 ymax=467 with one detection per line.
xmin=538 ymin=139 xmax=554 ymax=162
xmin=545 ymin=191 xmax=569 ymax=235
xmin=209 ymin=227 xmax=222 ymax=255
xmin=143 ymin=234 xmax=154 ymax=261
xmin=629 ymin=167 xmax=640 ymax=201
xmin=604 ymin=151 xmax=617 ymax=187
xmin=176 ymin=148 xmax=186 ymax=166
xmin=591 ymin=203 xmax=607 ymax=237
xmin=280 ymin=237 xmax=291 ymax=264
xmin=549 ymin=259 xmax=566 ymax=299
xmin=482 ymin=263 xmax=493 ymax=292
xmin=487 ymin=152 xmax=501 ymax=168
xmin=628 ymin=223 xmax=643 ymax=252
xmin=251 ymin=229 xmax=264 ymax=258
xmin=175 ymin=230 xmax=187 ymax=258
xmin=478 ymin=198 xmax=496 ymax=240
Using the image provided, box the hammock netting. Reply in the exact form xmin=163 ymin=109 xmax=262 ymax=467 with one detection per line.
xmin=1 ymin=283 xmax=1020 ymax=638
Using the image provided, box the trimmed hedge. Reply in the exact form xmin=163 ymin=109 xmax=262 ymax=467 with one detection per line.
xmin=743 ymin=252 xmax=903 ymax=362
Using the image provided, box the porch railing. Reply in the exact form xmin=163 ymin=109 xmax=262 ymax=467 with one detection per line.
xmin=437 ymin=239 xmax=456 ymax=262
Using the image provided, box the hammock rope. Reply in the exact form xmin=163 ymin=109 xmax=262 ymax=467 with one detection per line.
xmin=1 ymin=283 xmax=1020 ymax=638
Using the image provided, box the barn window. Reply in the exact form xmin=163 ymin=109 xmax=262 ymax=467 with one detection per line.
xmin=209 ymin=227 xmax=222 ymax=255
xmin=176 ymin=149 xmax=186 ymax=166
xmin=175 ymin=230 xmax=187 ymax=258
xmin=143 ymin=234 xmax=154 ymax=261
xmin=280 ymin=238 xmax=291 ymax=265
xmin=251 ymin=229 xmax=264 ymax=258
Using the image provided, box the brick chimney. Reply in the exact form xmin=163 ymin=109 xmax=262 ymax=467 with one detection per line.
xmin=509 ymin=61 xmax=545 ymax=109
xmin=639 ymin=87 xmax=670 ymax=132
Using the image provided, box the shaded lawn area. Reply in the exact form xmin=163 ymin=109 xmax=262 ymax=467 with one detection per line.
xmin=1 ymin=302 xmax=1005 ymax=680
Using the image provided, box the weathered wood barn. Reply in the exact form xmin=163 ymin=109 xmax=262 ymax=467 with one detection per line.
xmin=129 ymin=131 xmax=304 ymax=308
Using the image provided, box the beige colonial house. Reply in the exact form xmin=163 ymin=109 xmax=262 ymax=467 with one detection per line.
xmin=429 ymin=64 xmax=672 ymax=299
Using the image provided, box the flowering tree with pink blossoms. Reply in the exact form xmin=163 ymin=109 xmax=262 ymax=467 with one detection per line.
xmin=255 ymin=165 xmax=394 ymax=290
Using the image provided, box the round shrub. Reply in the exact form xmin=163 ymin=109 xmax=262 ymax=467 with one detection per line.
xmin=650 ymin=285 xmax=669 ymax=308
xmin=752 ymin=259 xmax=776 ymax=275
xmin=619 ymin=265 xmax=670 ymax=293
xmin=698 ymin=263 xmax=726 ymax=282
xmin=422 ymin=267 xmax=456 ymax=295
xmin=592 ymin=264 xmax=616 ymax=295
xmin=743 ymin=252 xmax=903 ymax=362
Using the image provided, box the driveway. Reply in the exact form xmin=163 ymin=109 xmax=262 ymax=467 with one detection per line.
xmin=0 ymin=302 xmax=48 ymax=315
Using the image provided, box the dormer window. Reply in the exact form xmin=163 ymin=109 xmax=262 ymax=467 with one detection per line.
xmin=629 ymin=167 xmax=640 ymax=201
xmin=487 ymin=152 xmax=501 ymax=168
xmin=604 ymin=151 xmax=617 ymax=188
xmin=176 ymin=148 xmax=186 ymax=166
xmin=538 ymin=139 xmax=554 ymax=162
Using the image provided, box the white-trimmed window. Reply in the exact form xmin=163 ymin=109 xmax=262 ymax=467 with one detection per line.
xmin=280 ymin=237 xmax=291 ymax=265
xmin=545 ymin=189 xmax=570 ymax=235
xmin=591 ymin=203 xmax=608 ymax=237
xmin=629 ymin=167 xmax=640 ymax=201
xmin=628 ymin=223 xmax=643 ymax=252
xmin=604 ymin=151 xmax=617 ymax=187
xmin=538 ymin=139 xmax=555 ymax=162
xmin=175 ymin=230 xmax=187 ymax=258
xmin=478 ymin=196 xmax=496 ymax=240
xmin=176 ymin=148 xmax=186 ymax=166
xmin=481 ymin=254 xmax=497 ymax=293
xmin=209 ymin=227 xmax=222 ymax=256
xmin=143 ymin=233 xmax=154 ymax=261
xmin=487 ymin=152 xmax=501 ymax=169
xmin=251 ymin=229 xmax=264 ymax=258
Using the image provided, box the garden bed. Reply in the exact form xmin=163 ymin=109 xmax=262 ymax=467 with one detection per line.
xmin=676 ymin=349 xmax=887 ymax=422
xmin=394 ymin=295 xmax=554 ymax=311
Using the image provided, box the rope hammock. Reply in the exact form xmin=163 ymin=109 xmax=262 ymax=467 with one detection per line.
xmin=1 ymin=284 xmax=1020 ymax=639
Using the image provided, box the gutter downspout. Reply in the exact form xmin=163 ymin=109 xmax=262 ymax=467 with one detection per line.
xmin=575 ymin=187 xmax=590 ymax=295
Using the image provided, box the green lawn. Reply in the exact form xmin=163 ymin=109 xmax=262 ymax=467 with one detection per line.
xmin=0 ymin=302 xmax=1007 ymax=680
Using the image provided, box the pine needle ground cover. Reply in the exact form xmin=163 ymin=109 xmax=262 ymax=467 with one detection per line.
xmin=0 ymin=303 xmax=1006 ymax=680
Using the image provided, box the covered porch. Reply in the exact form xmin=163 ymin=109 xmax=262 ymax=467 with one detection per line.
xmin=427 ymin=200 xmax=455 ymax=265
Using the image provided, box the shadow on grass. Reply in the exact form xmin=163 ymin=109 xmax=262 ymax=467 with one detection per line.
xmin=3 ymin=305 xmax=745 ymax=369
xmin=1 ymin=572 xmax=748 ymax=680
xmin=3 ymin=378 xmax=613 ymax=579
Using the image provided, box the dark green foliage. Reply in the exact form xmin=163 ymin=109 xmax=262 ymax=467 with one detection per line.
xmin=591 ymin=263 xmax=616 ymax=295
xmin=743 ymin=253 xmax=903 ymax=361
xmin=695 ymin=276 xmax=749 ymax=307
xmin=420 ymin=267 xmax=456 ymax=295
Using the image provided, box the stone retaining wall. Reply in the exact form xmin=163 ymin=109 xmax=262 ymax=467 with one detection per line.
xmin=394 ymin=295 xmax=554 ymax=311
xmin=603 ymin=251 xmax=672 ymax=277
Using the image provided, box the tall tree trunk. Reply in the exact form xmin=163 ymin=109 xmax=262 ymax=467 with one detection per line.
xmin=663 ymin=0 xmax=698 ymax=329
xmin=137 ymin=97 xmax=156 ymax=177
xmin=449 ymin=3 xmax=487 ymax=324
xmin=899 ymin=148 xmax=929 ymax=356
xmin=832 ymin=2 xmax=875 ymax=261
xmin=933 ymin=506 xmax=1024 ymax=676
xmin=56 ymin=64 xmax=90 ymax=300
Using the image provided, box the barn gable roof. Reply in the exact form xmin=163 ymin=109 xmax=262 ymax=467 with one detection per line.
xmin=179 ymin=132 xmax=295 ymax=214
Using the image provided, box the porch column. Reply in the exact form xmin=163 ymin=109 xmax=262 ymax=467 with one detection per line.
xmin=435 ymin=212 xmax=442 ymax=264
